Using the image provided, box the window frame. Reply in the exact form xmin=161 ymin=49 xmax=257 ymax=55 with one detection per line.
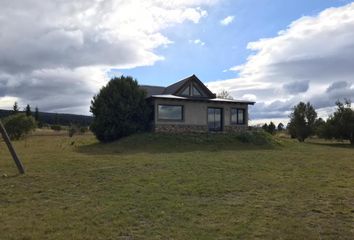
xmin=207 ymin=107 xmax=224 ymax=132
xmin=157 ymin=104 xmax=184 ymax=122
xmin=191 ymin=84 xmax=203 ymax=97
xmin=230 ymin=108 xmax=246 ymax=125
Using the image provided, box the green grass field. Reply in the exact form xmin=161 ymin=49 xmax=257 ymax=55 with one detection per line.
xmin=0 ymin=132 xmax=353 ymax=239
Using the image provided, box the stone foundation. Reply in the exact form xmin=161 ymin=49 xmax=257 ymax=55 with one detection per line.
xmin=154 ymin=124 xmax=247 ymax=133
xmin=223 ymin=125 xmax=248 ymax=132
xmin=154 ymin=124 xmax=208 ymax=133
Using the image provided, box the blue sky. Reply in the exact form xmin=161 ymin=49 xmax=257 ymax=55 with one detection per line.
xmin=0 ymin=0 xmax=353 ymax=123
xmin=117 ymin=0 xmax=353 ymax=86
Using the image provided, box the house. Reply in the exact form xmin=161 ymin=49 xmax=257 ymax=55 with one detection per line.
xmin=140 ymin=75 xmax=255 ymax=133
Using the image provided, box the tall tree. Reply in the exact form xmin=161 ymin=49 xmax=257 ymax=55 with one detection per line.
xmin=25 ymin=104 xmax=32 ymax=117
xmin=34 ymin=107 xmax=40 ymax=122
xmin=13 ymin=102 xmax=19 ymax=114
xmin=268 ymin=121 xmax=276 ymax=135
xmin=287 ymin=102 xmax=317 ymax=142
xmin=277 ymin=122 xmax=284 ymax=131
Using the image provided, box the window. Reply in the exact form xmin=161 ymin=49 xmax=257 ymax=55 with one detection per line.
xmin=158 ymin=105 xmax=183 ymax=121
xmin=192 ymin=85 xmax=202 ymax=96
xmin=179 ymin=83 xmax=205 ymax=97
xmin=181 ymin=86 xmax=190 ymax=96
xmin=231 ymin=108 xmax=245 ymax=125
xmin=208 ymin=108 xmax=223 ymax=131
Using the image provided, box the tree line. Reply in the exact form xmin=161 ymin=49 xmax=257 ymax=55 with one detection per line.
xmin=262 ymin=100 xmax=354 ymax=144
xmin=0 ymin=102 xmax=92 ymax=127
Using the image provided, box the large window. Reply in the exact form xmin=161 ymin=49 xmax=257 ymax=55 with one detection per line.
xmin=208 ymin=108 xmax=223 ymax=131
xmin=231 ymin=108 xmax=245 ymax=125
xmin=158 ymin=105 xmax=183 ymax=121
xmin=179 ymin=83 xmax=205 ymax=97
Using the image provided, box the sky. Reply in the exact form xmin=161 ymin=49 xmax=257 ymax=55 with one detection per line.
xmin=0 ymin=0 xmax=353 ymax=125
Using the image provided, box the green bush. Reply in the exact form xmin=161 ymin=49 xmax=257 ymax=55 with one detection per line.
xmin=79 ymin=126 xmax=88 ymax=134
xmin=68 ymin=124 xmax=78 ymax=137
xmin=2 ymin=114 xmax=36 ymax=140
xmin=235 ymin=130 xmax=274 ymax=145
xmin=51 ymin=125 xmax=62 ymax=131
xmin=90 ymin=76 xmax=151 ymax=142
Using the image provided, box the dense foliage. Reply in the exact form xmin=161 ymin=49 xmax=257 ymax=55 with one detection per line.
xmin=1 ymin=114 xmax=36 ymax=140
xmin=90 ymin=76 xmax=151 ymax=142
xmin=319 ymin=100 xmax=354 ymax=144
xmin=51 ymin=125 xmax=62 ymax=131
xmin=262 ymin=122 xmax=276 ymax=135
xmin=277 ymin=123 xmax=284 ymax=131
xmin=287 ymin=102 xmax=317 ymax=142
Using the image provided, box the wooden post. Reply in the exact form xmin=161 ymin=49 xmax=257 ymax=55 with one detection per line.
xmin=0 ymin=120 xmax=25 ymax=174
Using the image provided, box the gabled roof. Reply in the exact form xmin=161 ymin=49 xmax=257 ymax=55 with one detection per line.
xmin=164 ymin=74 xmax=216 ymax=98
xmin=140 ymin=85 xmax=165 ymax=97
xmin=139 ymin=74 xmax=255 ymax=105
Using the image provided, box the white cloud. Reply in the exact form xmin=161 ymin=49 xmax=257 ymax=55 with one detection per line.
xmin=208 ymin=3 xmax=354 ymax=120
xmin=190 ymin=39 xmax=206 ymax=46
xmin=0 ymin=0 xmax=217 ymax=114
xmin=220 ymin=16 xmax=235 ymax=26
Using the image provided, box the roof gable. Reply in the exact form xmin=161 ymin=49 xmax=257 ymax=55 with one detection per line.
xmin=164 ymin=75 xmax=216 ymax=98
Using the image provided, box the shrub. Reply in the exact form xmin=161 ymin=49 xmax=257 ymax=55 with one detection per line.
xmin=79 ymin=126 xmax=88 ymax=134
xmin=90 ymin=76 xmax=151 ymax=142
xmin=68 ymin=124 xmax=78 ymax=137
xmin=235 ymin=130 xmax=275 ymax=145
xmin=51 ymin=125 xmax=62 ymax=131
xmin=2 ymin=114 xmax=36 ymax=140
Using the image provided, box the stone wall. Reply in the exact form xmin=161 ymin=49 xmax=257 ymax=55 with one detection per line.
xmin=154 ymin=124 xmax=247 ymax=133
xmin=223 ymin=125 xmax=248 ymax=132
xmin=154 ymin=124 xmax=208 ymax=133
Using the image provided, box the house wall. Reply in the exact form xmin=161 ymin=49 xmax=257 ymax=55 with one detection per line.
xmin=152 ymin=98 xmax=249 ymax=133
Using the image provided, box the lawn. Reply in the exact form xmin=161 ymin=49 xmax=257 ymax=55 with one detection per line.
xmin=0 ymin=132 xmax=353 ymax=239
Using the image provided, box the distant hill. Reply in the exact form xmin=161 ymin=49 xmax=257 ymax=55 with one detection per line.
xmin=0 ymin=109 xmax=93 ymax=126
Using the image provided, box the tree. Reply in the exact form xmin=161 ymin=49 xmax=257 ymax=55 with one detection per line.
xmin=321 ymin=100 xmax=354 ymax=144
xmin=268 ymin=121 xmax=276 ymax=135
xmin=287 ymin=102 xmax=317 ymax=142
xmin=25 ymin=104 xmax=32 ymax=116
xmin=262 ymin=123 xmax=268 ymax=132
xmin=2 ymin=114 xmax=36 ymax=140
xmin=262 ymin=122 xmax=276 ymax=135
xmin=314 ymin=118 xmax=325 ymax=137
xmin=217 ymin=90 xmax=234 ymax=100
xmin=34 ymin=106 xmax=40 ymax=122
xmin=90 ymin=76 xmax=151 ymax=142
xmin=277 ymin=122 xmax=284 ymax=131
xmin=13 ymin=102 xmax=19 ymax=114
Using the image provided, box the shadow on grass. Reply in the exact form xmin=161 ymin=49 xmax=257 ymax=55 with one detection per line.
xmin=76 ymin=132 xmax=280 ymax=155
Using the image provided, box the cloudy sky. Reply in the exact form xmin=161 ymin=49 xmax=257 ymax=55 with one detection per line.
xmin=0 ymin=0 xmax=353 ymax=124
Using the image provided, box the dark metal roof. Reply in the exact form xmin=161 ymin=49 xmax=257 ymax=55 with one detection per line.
xmin=140 ymin=85 xmax=165 ymax=97
xmin=148 ymin=94 xmax=255 ymax=105
xmin=163 ymin=76 xmax=190 ymax=94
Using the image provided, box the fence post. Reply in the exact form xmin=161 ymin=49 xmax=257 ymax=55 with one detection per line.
xmin=0 ymin=120 xmax=25 ymax=174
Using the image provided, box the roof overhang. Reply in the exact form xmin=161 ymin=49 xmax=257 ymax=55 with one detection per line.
xmin=147 ymin=94 xmax=255 ymax=105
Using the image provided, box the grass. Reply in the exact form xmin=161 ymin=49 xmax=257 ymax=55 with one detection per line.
xmin=0 ymin=132 xmax=353 ymax=239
